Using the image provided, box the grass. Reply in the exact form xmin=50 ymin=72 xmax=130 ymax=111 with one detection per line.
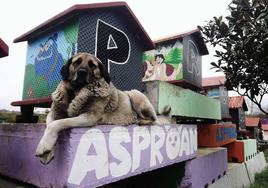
xmin=250 ymin=149 xmax=268 ymax=188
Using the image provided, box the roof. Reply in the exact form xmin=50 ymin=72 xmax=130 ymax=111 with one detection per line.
xmin=11 ymin=97 xmax=52 ymax=108
xmin=261 ymin=119 xmax=268 ymax=130
xmin=245 ymin=117 xmax=260 ymax=127
xmin=0 ymin=38 xmax=9 ymax=58
xmin=228 ymin=96 xmax=248 ymax=111
xmin=202 ymin=76 xmax=226 ymax=88
xmin=154 ymin=29 xmax=209 ymax=55
xmin=262 ymin=124 xmax=268 ymax=131
xmin=13 ymin=2 xmax=154 ymax=50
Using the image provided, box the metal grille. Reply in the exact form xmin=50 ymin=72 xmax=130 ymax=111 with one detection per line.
xmin=78 ymin=10 xmax=145 ymax=92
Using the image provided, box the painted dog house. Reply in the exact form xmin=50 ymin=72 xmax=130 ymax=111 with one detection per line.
xmin=229 ymin=96 xmax=248 ymax=130
xmin=202 ymin=76 xmax=230 ymax=119
xmin=145 ymin=80 xmax=221 ymax=120
xmin=225 ymin=139 xmax=257 ymax=163
xmin=142 ymin=29 xmax=209 ymax=90
xmin=11 ymin=2 xmax=154 ymax=110
xmin=245 ymin=117 xmax=262 ymax=140
xmin=0 ymin=123 xmax=197 ymax=187
xmin=0 ymin=38 xmax=9 ymax=58
xmin=198 ymin=124 xmax=236 ymax=147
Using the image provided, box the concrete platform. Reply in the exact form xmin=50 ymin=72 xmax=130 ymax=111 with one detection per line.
xmin=180 ymin=147 xmax=227 ymax=188
xmin=209 ymin=152 xmax=267 ymax=188
xmin=0 ymin=123 xmax=197 ymax=188
xmin=245 ymin=152 xmax=267 ymax=183
xmin=208 ymin=162 xmax=250 ymax=188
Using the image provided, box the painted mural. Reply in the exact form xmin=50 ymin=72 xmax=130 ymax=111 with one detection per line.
xmin=142 ymin=41 xmax=183 ymax=82
xmin=67 ymin=125 xmax=197 ymax=186
xmin=22 ymin=22 xmax=79 ymax=99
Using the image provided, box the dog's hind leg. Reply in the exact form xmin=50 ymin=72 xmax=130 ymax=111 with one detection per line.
xmin=126 ymin=89 xmax=157 ymax=121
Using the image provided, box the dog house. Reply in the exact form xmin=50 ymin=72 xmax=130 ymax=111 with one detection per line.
xmin=229 ymin=96 xmax=248 ymax=130
xmin=245 ymin=117 xmax=262 ymax=140
xmin=0 ymin=38 xmax=9 ymax=58
xmin=11 ymin=2 xmax=154 ymax=121
xmin=202 ymin=76 xmax=230 ymax=119
xmin=142 ymin=29 xmax=208 ymax=90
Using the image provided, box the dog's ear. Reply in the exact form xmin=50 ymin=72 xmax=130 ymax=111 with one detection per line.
xmin=61 ymin=57 xmax=72 ymax=81
xmin=98 ymin=61 xmax=110 ymax=84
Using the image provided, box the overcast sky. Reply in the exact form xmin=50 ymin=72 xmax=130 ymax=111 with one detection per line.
xmin=0 ymin=0 xmax=231 ymax=110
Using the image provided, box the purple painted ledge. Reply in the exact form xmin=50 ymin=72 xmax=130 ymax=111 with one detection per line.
xmin=0 ymin=123 xmax=197 ymax=188
xmin=180 ymin=147 xmax=227 ymax=188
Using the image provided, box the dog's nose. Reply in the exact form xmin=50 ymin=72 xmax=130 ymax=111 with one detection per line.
xmin=78 ymin=69 xmax=87 ymax=77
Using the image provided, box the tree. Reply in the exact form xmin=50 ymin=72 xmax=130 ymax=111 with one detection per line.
xmin=199 ymin=0 xmax=268 ymax=115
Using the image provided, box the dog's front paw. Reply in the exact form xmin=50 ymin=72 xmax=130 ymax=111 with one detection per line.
xmin=35 ymin=133 xmax=57 ymax=165
xmin=52 ymin=90 xmax=66 ymax=103
xmin=36 ymin=146 xmax=55 ymax=165
xmin=67 ymin=106 xmax=75 ymax=117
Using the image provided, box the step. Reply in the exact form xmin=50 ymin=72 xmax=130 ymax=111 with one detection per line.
xmin=0 ymin=123 xmax=197 ymax=188
xmin=209 ymin=152 xmax=267 ymax=188
xmin=198 ymin=124 xmax=236 ymax=147
xmin=225 ymin=139 xmax=257 ymax=162
xmin=245 ymin=152 xmax=267 ymax=183
xmin=180 ymin=147 xmax=227 ymax=188
xmin=145 ymin=81 xmax=221 ymax=120
xmin=208 ymin=162 xmax=251 ymax=188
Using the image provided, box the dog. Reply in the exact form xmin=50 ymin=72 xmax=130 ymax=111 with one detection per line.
xmin=35 ymin=52 xmax=169 ymax=165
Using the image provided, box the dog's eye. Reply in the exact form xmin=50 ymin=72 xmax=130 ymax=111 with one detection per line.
xmin=88 ymin=61 xmax=97 ymax=69
xmin=74 ymin=58 xmax=82 ymax=65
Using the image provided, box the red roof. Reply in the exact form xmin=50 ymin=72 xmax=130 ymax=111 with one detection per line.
xmin=154 ymin=29 xmax=209 ymax=55
xmin=14 ymin=2 xmax=154 ymax=50
xmin=202 ymin=76 xmax=226 ymax=88
xmin=0 ymin=38 xmax=8 ymax=58
xmin=245 ymin=117 xmax=260 ymax=127
xmin=228 ymin=96 xmax=248 ymax=111
xmin=262 ymin=124 xmax=268 ymax=131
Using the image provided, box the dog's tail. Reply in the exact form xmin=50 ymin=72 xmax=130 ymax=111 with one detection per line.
xmin=154 ymin=105 xmax=173 ymax=125
xmin=161 ymin=105 xmax=171 ymax=116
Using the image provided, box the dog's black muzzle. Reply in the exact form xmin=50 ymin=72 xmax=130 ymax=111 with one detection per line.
xmin=71 ymin=69 xmax=89 ymax=89
xmin=77 ymin=69 xmax=87 ymax=77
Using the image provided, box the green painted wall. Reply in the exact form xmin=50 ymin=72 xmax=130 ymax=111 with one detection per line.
xmin=243 ymin=139 xmax=257 ymax=160
xmin=146 ymin=81 xmax=221 ymax=120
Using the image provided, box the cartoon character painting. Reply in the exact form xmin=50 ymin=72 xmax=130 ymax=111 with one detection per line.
xmin=22 ymin=22 xmax=79 ymax=100
xmin=34 ymin=33 xmax=64 ymax=89
xmin=143 ymin=54 xmax=182 ymax=81
xmin=142 ymin=41 xmax=183 ymax=82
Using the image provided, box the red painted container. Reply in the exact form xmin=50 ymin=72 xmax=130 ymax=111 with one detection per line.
xmin=226 ymin=141 xmax=244 ymax=163
xmin=198 ymin=124 xmax=236 ymax=147
xmin=225 ymin=139 xmax=257 ymax=163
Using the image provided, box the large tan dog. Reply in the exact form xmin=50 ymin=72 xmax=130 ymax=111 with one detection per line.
xmin=36 ymin=53 xmax=165 ymax=164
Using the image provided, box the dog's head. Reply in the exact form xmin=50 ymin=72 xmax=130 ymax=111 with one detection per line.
xmin=61 ymin=53 xmax=110 ymax=89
